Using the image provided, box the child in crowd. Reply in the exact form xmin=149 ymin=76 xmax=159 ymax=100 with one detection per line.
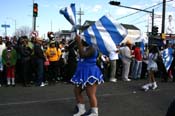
xmin=2 ymin=41 xmax=17 ymax=86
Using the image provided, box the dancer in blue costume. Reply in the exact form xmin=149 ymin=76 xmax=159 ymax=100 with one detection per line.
xmin=71 ymin=35 xmax=104 ymax=116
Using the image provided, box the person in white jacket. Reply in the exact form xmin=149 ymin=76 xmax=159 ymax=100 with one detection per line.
xmin=0 ymin=36 xmax=6 ymax=86
xmin=120 ymin=40 xmax=133 ymax=82
xmin=109 ymin=46 xmax=119 ymax=83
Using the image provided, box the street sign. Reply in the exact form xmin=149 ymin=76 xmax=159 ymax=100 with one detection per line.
xmin=1 ymin=24 xmax=10 ymax=28
xmin=31 ymin=31 xmax=39 ymax=38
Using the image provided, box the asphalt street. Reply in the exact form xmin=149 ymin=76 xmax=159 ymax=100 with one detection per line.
xmin=0 ymin=78 xmax=175 ymax=116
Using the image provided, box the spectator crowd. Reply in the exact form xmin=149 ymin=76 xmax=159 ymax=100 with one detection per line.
xmin=0 ymin=34 xmax=175 ymax=90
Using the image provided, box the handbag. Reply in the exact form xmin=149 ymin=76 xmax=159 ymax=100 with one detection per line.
xmin=44 ymin=59 xmax=50 ymax=66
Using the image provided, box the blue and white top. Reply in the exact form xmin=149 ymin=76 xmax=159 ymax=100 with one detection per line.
xmin=71 ymin=45 xmax=104 ymax=88
xmin=147 ymin=53 xmax=158 ymax=71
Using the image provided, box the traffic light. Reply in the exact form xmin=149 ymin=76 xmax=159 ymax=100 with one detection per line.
xmin=152 ymin=26 xmax=158 ymax=36
xmin=33 ymin=3 xmax=38 ymax=17
xmin=109 ymin=1 xmax=121 ymax=5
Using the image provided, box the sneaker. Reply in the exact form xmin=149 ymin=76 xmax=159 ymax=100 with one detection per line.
xmin=73 ymin=105 xmax=86 ymax=116
xmin=109 ymin=78 xmax=117 ymax=83
xmin=123 ymin=78 xmax=131 ymax=82
xmin=81 ymin=109 xmax=98 ymax=116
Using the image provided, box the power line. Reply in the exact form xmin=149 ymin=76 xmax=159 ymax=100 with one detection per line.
xmin=134 ymin=19 xmax=148 ymax=25
xmin=116 ymin=0 xmax=173 ymax=21
xmin=128 ymin=13 xmax=147 ymax=24
xmin=166 ymin=4 xmax=175 ymax=10
xmin=129 ymin=6 xmax=161 ymax=24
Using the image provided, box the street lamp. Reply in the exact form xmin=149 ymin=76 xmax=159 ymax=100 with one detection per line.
xmin=109 ymin=1 xmax=154 ymax=33
xmin=6 ymin=17 xmax=16 ymax=36
xmin=109 ymin=1 xmax=120 ymax=6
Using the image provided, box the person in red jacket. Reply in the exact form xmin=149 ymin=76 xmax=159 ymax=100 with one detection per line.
xmin=131 ymin=42 xmax=143 ymax=79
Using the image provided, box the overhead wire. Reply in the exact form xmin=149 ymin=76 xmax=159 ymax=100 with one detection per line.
xmin=133 ymin=19 xmax=148 ymax=25
xmin=132 ymin=6 xmax=161 ymax=25
xmin=116 ymin=0 xmax=174 ymax=21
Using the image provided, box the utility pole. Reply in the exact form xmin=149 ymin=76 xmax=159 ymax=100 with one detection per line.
xmin=77 ymin=8 xmax=84 ymax=26
xmin=161 ymin=0 xmax=166 ymax=33
xmin=14 ymin=19 xmax=16 ymax=35
xmin=51 ymin=20 xmax=53 ymax=32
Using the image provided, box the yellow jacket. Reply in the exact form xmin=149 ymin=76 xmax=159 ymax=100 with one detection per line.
xmin=45 ymin=47 xmax=62 ymax=62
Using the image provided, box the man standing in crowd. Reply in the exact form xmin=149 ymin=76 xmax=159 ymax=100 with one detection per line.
xmin=33 ymin=37 xmax=46 ymax=87
xmin=65 ymin=40 xmax=77 ymax=83
xmin=109 ymin=45 xmax=119 ymax=83
xmin=19 ymin=36 xmax=33 ymax=87
xmin=131 ymin=42 xmax=143 ymax=80
xmin=120 ymin=40 xmax=133 ymax=82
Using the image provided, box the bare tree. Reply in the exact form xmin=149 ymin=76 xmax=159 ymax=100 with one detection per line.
xmin=15 ymin=26 xmax=32 ymax=37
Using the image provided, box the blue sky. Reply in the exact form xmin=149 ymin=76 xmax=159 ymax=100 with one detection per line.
xmin=0 ymin=0 xmax=174 ymax=37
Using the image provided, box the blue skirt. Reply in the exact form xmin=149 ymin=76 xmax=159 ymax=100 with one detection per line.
xmin=70 ymin=62 xmax=104 ymax=89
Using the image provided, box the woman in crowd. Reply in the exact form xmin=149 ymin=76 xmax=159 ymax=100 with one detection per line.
xmin=45 ymin=40 xmax=62 ymax=84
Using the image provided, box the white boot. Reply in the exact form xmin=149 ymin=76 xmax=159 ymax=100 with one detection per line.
xmin=90 ymin=107 xmax=98 ymax=116
xmin=7 ymin=78 xmax=11 ymax=86
xmin=12 ymin=78 xmax=15 ymax=86
xmin=152 ymin=82 xmax=158 ymax=90
xmin=12 ymin=78 xmax=15 ymax=85
xmin=82 ymin=107 xmax=98 ymax=116
xmin=73 ymin=104 xmax=86 ymax=116
xmin=141 ymin=83 xmax=152 ymax=91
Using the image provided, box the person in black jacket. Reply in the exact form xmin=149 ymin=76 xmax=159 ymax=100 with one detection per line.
xmin=19 ymin=36 xmax=33 ymax=87
xmin=33 ymin=37 xmax=46 ymax=87
xmin=65 ymin=40 xmax=77 ymax=82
